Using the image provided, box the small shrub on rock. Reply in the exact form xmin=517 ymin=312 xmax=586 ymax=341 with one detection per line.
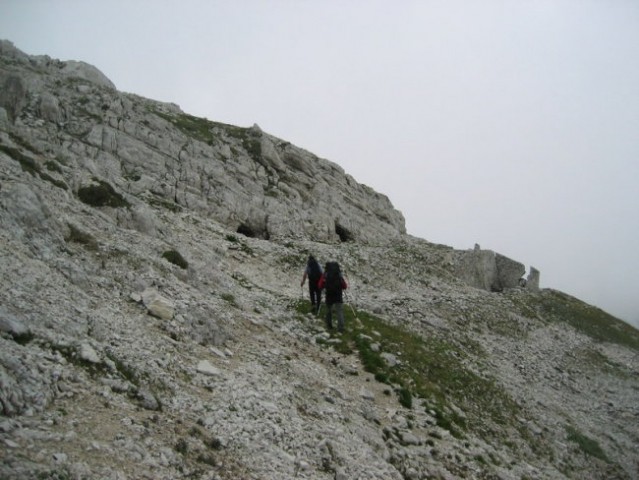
xmin=66 ymin=223 xmax=99 ymax=251
xmin=78 ymin=179 xmax=129 ymax=208
xmin=162 ymin=249 xmax=188 ymax=269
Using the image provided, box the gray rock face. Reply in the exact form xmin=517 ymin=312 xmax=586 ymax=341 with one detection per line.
xmin=454 ymin=245 xmax=529 ymax=291
xmin=0 ymin=40 xmax=405 ymax=245
xmin=0 ymin=307 xmax=30 ymax=339
xmin=0 ymin=74 xmax=27 ymax=122
xmin=59 ymin=60 xmax=116 ymax=89
xmin=527 ymin=266 xmax=541 ymax=291
xmin=0 ymin=40 xmax=636 ymax=480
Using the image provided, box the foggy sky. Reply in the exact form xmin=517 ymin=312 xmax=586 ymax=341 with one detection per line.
xmin=2 ymin=1 xmax=638 ymax=327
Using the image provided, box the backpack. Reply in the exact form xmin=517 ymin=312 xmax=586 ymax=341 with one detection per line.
xmin=323 ymin=262 xmax=342 ymax=294
xmin=308 ymin=257 xmax=322 ymax=283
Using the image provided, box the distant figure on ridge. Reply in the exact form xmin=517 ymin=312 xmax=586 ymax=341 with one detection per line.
xmin=301 ymin=255 xmax=323 ymax=313
xmin=318 ymin=261 xmax=348 ymax=332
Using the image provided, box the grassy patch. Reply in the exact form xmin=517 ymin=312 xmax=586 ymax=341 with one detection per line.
xmin=565 ymin=425 xmax=609 ymax=463
xmin=36 ymin=467 xmax=73 ymax=480
xmin=242 ymin=135 xmax=262 ymax=162
xmin=292 ymin=299 xmax=521 ymax=439
xmin=162 ymin=249 xmax=189 ymax=269
xmin=226 ymin=234 xmax=253 ymax=255
xmin=158 ymin=111 xmax=216 ymax=144
xmin=278 ymin=252 xmax=306 ymax=269
xmin=537 ymin=290 xmax=639 ymax=350
xmin=151 ymin=108 xmax=263 ymax=160
xmin=221 ymin=293 xmax=238 ymax=307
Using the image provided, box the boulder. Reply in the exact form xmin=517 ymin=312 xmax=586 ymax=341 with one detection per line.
xmin=141 ymin=288 xmax=175 ymax=320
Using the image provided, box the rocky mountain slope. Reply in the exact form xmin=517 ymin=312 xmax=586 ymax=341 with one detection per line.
xmin=1 ymin=40 xmax=638 ymax=480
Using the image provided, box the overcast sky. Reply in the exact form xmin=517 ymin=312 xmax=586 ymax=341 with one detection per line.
xmin=2 ymin=1 xmax=638 ymax=327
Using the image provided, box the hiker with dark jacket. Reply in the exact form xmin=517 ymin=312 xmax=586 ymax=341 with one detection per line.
xmin=317 ymin=261 xmax=348 ymax=332
xmin=301 ymin=255 xmax=323 ymax=312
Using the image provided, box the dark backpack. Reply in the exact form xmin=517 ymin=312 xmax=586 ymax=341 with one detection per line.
xmin=308 ymin=257 xmax=322 ymax=283
xmin=323 ymin=262 xmax=342 ymax=294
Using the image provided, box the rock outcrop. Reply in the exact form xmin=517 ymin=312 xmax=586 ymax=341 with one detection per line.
xmin=453 ymin=244 xmax=540 ymax=292
xmin=0 ymin=40 xmax=404 ymax=245
xmin=1 ymin=41 xmax=637 ymax=480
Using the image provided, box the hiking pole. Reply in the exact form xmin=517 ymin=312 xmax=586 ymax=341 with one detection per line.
xmin=344 ymin=287 xmax=358 ymax=321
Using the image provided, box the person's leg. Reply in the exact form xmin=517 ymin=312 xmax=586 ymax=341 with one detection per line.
xmin=336 ymin=303 xmax=344 ymax=332
xmin=314 ymin=286 xmax=322 ymax=313
xmin=308 ymin=283 xmax=315 ymax=306
xmin=326 ymin=303 xmax=333 ymax=329
xmin=311 ymin=286 xmax=319 ymax=307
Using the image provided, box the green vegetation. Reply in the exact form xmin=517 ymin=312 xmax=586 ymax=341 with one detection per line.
xmin=44 ymin=159 xmax=63 ymax=173
xmin=0 ymin=144 xmax=39 ymax=174
xmin=175 ymin=437 xmax=189 ymax=455
xmin=242 ymin=134 xmax=262 ymax=162
xmin=225 ymin=234 xmax=254 ymax=255
xmin=565 ymin=425 xmax=610 ymax=463
xmin=9 ymin=329 xmax=34 ymax=346
xmin=65 ymin=223 xmax=99 ymax=251
xmin=154 ymin=110 xmax=216 ymax=144
xmin=151 ymin=108 xmax=262 ymax=161
xmin=146 ymin=194 xmax=182 ymax=212
xmin=162 ymin=249 xmax=189 ymax=269
xmin=221 ymin=293 xmax=238 ymax=307
xmin=78 ymin=179 xmax=130 ymax=208
xmin=0 ymin=144 xmax=67 ymax=189
xmin=47 ymin=343 xmax=110 ymax=378
xmin=292 ymin=300 xmax=521 ymax=439
xmin=36 ymin=467 xmax=72 ymax=480
xmin=536 ymin=290 xmax=639 ymax=350
xmin=278 ymin=251 xmax=307 ymax=269
xmin=572 ymin=347 xmax=634 ymax=379
xmin=397 ymin=387 xmax=413 ymax=409
xmin=39 ymin=171 xmax=68 ymax=190
xmin=105 ymin=353 xmax=140 ymax=386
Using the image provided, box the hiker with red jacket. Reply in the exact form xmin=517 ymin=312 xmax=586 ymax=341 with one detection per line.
xmin=317 ymin=261 xmax=348 ymax=332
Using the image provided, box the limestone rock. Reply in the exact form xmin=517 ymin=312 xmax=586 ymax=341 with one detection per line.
xmin=454 ymin=247 xmax=528 ymax=292
xmin=60 ymin=60 xmax=116 ymax=89
xmin=78 ymin=343 xmax=100 ymax=364
xmin=0 ymin=40 xmax=404 ymax=245
xmin=0 ymin=307 xmax=30 ymax=339
xmin=196 ymin=360 xmax=221 ymax=376
xmin=0 ymin=40 xmax=634 ymax=480
xmin=142 ymin=289 xmax=175 ymax=320
xmin=526 ymin=267 xmax=541 ymax=292
xmin=38 ymin=92 xmax=63 ymax=123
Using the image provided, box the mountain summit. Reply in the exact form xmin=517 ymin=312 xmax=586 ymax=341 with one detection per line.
xmin=1 ymin=40 xmax=638 ymax=480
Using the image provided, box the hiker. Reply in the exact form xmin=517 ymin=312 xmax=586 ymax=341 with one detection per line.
xmin=301 ymin=255 xmax=323 ymax=312
xmin=317 ymin=261 xmax=348 ymax=332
